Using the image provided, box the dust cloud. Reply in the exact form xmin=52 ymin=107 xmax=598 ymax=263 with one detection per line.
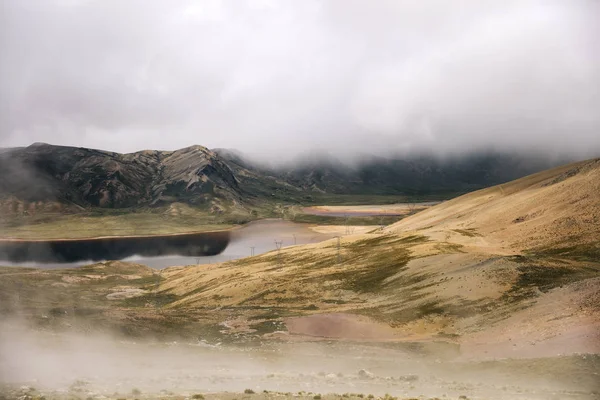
xmin=1 ymin=318 xmax=598 ymax=399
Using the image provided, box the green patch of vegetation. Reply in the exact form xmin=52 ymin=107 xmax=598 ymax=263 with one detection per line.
xmin=119 ymin=292 xmax=179 ymax=308
xmin=435 ymin=242 xmax=465 ymax=254
xmin=239 ymin=288 xmax=287 ymax=304
xmin=323 ymin=299 xmax=348 ymax=304
xmin=516 ymin=265 xmax=598 ymax=292
xmin=503 ymin=264 xmax=600 ymax=302
xmin=527 ymin=243 xmax=600 ymax=262
xmin=245 ymin=307 xmax=299 ymax=321
xmin=324 ymin=242 xmax=419 ymax=293
xmin=0 ymin=207 xmax=237 ymax=239
xmin=383 ymin=300 xmax=446 ymax=324
xmin=0 ymin=266 xmax=37 ymax=274
xmin=304 ymin=193 xmax=457 ymax=205
xmin=453 ymin=228 xmax=482 ymax=237
xmin=290 ymin=213 xmax=402 ymax=226
xmin=505 ymin=255 xmax=531 ymax=263
xmin=249 ymin=320 xmax=286 ymax=335
xmin=436 ymin=332 xmax=461 ymax=339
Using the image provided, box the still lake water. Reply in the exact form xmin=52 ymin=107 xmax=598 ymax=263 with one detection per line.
xmin=0 ymin=220 xmax=334 ymax=270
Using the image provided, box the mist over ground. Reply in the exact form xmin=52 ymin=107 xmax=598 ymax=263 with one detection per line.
xmin=1 ymin=0 xmax=599 ymax=161
xmin=2 ymin=319 xmax=598 ymax=399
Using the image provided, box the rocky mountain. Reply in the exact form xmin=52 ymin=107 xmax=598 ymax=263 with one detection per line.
xmin=0 ymin=142 xmax=575 ymax=211
xmin=0 ymin=143 xmax=242 ymax=210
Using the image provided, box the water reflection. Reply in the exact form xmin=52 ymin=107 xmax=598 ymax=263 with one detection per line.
xmin=0 ymin=220 xmax=333 ymax=269
xmin=0 ymin=230 xmax=230 ymax=264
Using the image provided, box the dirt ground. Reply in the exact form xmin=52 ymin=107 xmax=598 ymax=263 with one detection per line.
xmin=1 ymin=325 xmax=599 ymax=400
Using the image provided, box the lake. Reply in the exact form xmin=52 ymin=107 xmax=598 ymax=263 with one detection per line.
xmin=0 ymin=220 xmax=335 ymax=269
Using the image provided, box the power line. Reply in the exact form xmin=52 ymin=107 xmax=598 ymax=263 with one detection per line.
xmin=274 ymin=240 xmax=283 ymax=266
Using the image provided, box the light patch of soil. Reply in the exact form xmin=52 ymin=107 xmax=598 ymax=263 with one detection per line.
xmin=304 ymin=202 xmax=440 ymax=215
xmin=106 ymin=287 xmax=147 ymax=300
xmin=285 ymin=313 xmax=401 ymax=340
xmin=308 ymin=225 xmax=380 ymax=235
xmin=459 ymin=277 xmax=600 ymax=360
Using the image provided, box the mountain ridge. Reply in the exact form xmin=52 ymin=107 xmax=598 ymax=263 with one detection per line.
xmin=0 ymin=142 xmax=577 ymax=212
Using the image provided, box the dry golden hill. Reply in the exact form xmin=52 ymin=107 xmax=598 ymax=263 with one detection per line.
xmin=152 ymin=158 xmax=600 ymax=357
xmin=386 ymin=157 xmax=600 ymax=259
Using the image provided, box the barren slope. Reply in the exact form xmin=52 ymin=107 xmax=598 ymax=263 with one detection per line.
xmin=156 ymin=158 xmax=600 ymax=357
xmin=386 ymin=158 xmax=600 ymax=258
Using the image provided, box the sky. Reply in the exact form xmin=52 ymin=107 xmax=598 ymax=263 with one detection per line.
xmin=1 ymin=0 xmax=599 ymax=160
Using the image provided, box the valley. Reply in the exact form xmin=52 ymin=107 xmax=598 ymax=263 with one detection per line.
xmin=1 ymin=157 xmax=599 ymax=399
xmin=3 ymin=1 xmax=599 ymax=397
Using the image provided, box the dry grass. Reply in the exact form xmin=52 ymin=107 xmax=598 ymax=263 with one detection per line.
xmin=0 ymin=207 xmax=235 ymax=239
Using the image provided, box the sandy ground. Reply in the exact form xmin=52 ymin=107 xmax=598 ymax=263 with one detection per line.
xmin=308 ymin=225 xmax=380 ymax=235
xmin=285 ymin=314 xmax=401 ymax=340
xmin=1 ymin=324 xmax=599 ymax=400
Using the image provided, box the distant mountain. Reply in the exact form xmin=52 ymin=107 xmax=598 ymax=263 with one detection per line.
xmin=214 ymin=149 xmax=571 ymax=196
xmin=0 ymin=142 xmax=573 ymax=211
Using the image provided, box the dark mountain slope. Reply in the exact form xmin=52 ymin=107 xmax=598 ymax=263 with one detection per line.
xmin=215 ymin=149 xmax=571 ymax=196
xmin=0 ymin=143 xmax=242 ymax=209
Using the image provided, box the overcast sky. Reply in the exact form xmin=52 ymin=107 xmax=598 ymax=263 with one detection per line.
xmin=1 ymin=0 xmax=599 ymax=160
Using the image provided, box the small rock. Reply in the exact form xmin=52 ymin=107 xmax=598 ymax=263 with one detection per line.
xmin=398 ymin=374 xmax=419 ymax=382
xmin=358 ymin=369 xmax=375 ymax=379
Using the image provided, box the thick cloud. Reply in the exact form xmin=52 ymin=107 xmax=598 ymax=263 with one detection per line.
xmin=1 ymin=0 xmax=598 ymax=160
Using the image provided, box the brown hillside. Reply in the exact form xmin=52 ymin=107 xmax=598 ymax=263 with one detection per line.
xmin=387 ymin=158 xmax=600 ymax=258
xmin=151 ymin=159 xmax=600 ymax=358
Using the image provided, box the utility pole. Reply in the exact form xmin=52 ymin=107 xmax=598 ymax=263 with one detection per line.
xmin=15 ymin=282 xmax=21 ymax=309
xmin=274 ymin=240 xmax=283 ymax=265
xmin=344 ymin=214 xmax=350 ymax=235
xmin=154 ymin=273 xmax=162 ymax=313
xmin=250 ymin=246 xmax=255 ymax=257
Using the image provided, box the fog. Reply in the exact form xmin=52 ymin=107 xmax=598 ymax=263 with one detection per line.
xmin=2 ymin=319 xmax=598 ymax=399
xmin=1 ymin=0 xmax=599 ymax=161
